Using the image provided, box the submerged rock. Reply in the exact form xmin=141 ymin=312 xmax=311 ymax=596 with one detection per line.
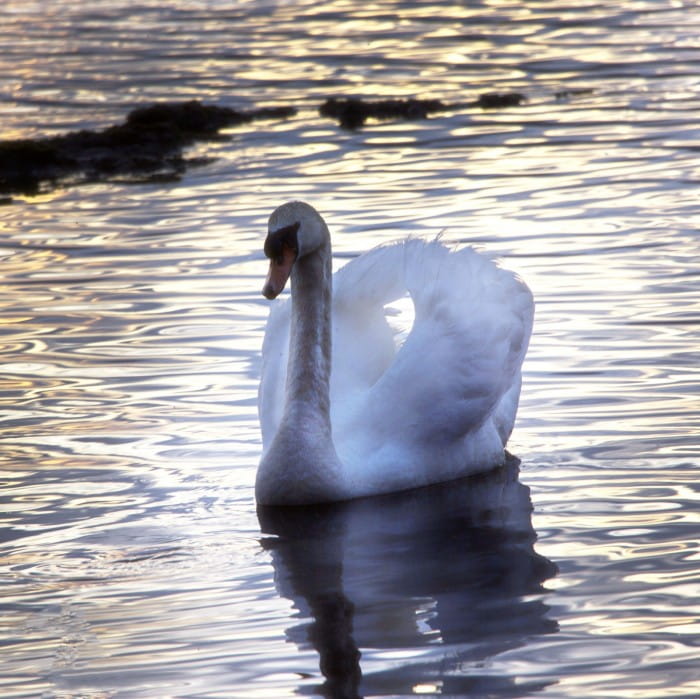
xmin=319 ymin=92 xmax=527 ymax=129
xmin=319 ymin=97 xmax=448 ymax=129
xmin=476 ymin=92 xmax=526 ymax=109
xmin=0 ymin=92 xmax=539 ymax=197
xmin=0 ymin=100 xmax=296 ymax=196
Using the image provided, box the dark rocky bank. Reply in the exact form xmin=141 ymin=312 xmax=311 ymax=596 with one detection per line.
xmin=0 ymin=90 xmax=559 ymax=199
xmin=0 ymin=100 xmax=296 ymax=197
xmin=319 ymin=92 xmax=526 ymax=129
xmin=319 ymin=97 xmax=449 ymax=130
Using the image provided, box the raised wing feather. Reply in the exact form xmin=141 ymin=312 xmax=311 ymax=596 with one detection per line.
xmin=331 ymin=240 xmax=533 ymax=469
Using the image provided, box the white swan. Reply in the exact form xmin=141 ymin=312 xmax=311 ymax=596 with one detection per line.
xmin=256 ymin=201 xmax=534 ymax=505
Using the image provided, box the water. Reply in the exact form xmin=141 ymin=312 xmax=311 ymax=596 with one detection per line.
xmin=1 ymin=0 xmax=699 ymax=696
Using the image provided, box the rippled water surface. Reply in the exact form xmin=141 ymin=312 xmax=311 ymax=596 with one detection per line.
xmin=1 ymin=1 xmax=699 ymax=697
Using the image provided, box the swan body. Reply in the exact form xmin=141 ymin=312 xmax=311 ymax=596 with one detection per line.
xmin=256 ymin=201 xmax=534 ymax=505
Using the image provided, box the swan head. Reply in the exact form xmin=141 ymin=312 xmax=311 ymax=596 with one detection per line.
xmin=262 ymin=201 xmax=329 ymax=299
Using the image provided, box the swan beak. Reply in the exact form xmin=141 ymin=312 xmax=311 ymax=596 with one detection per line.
xmin=262 ymin=247 xmax=296 ymax=299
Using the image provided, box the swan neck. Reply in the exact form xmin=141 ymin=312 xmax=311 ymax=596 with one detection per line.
xmin=285 ymin=240 xmax=333 ymax=427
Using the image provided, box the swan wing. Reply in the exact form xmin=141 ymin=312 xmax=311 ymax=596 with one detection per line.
xmin=332 ymin=239 xmax=533 ymax=486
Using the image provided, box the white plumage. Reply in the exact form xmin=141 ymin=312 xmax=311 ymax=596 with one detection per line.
xmin=257 ymin=202 xmax=533 ymax=505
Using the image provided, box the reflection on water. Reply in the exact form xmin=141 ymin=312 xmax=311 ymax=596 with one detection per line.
xmin=0 ymin=0 xmax=699 ymax=696
xmin=259 ymin=459 xmax=558 ymax=698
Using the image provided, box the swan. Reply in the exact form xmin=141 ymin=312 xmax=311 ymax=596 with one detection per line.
xmin=256 ymin=201 xmax=534 ymax=506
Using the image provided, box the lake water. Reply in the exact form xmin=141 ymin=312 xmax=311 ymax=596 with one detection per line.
xmin=1 ymin=1 xmax=699 ymax=697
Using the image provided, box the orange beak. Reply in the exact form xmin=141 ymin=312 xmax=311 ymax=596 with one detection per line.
xmin=262 ymin=246 xmax=297 ymax=299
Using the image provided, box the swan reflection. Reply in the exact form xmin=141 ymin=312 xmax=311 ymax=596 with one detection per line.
xmin=258 ymin=457 xmax=558 ymax=698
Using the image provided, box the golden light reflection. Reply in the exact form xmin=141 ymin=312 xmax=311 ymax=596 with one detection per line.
xmin=414 ymin=682 xmax=443 ymax=694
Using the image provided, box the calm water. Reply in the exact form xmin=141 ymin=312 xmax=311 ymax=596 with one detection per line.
xmin=1 ymin=1 xmax=699 ymax=697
